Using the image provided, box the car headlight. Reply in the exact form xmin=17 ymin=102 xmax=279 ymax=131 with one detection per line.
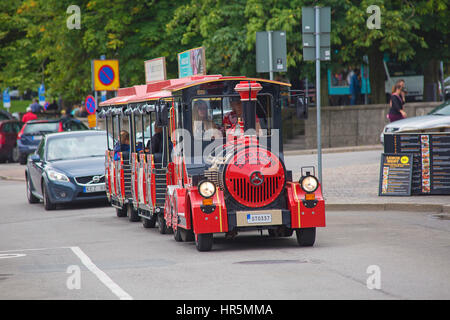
xmin=47 ymin=170 xmax=69 ymax=182
xmin=198 ymin=180 xmax=216 ymax=198
xmin=300 ymin=175 xmax=319 ymax=193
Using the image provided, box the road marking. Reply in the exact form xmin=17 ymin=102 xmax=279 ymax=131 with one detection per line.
xmin=70 ymin=246 xmax=133 ymax=300
xmin=0 ymin=253 xmax=26 ymax=259
xmin=0 ymin=247 xmax=71 ymax=253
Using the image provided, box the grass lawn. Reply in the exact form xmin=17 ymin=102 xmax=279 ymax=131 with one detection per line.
xmin=1 ymin=99 xmax=32 ymax=114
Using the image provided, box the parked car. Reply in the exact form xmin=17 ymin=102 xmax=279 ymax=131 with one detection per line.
xmin=0 ymin=120 xmax=23 ymax=162
xmin=380 ymin=100 xmax=450 ymax=144
xmin=17 ymin=118 xmax=88 ymax=164
xmin=25 ymin=130 xmax=110 ymax=210
xmin=0 ymin=110 xmax=13 ymax=121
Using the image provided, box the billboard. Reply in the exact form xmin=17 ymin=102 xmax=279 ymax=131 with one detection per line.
xmin=178 ymin=47 xmax=206 ymax=78
xmin=145 ymin=57 xmax=167 ymax=83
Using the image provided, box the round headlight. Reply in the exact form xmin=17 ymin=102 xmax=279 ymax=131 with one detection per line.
xmin=198 ymin=180 xmax=216 ymax=198
xmin=300 ymin=176 xmax=318 ymax=193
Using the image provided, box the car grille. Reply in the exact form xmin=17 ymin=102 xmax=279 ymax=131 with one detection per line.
xmin=75 ymin=175 xmax=105 ymax=185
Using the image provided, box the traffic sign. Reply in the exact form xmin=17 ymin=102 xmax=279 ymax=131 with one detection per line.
xmin=85 ymin=95 xmax=96 ymax=115
xmin=91 ymin=60 xmax=120 ymax=91
xmin=2 ymin=89 xmax=10 ymax=109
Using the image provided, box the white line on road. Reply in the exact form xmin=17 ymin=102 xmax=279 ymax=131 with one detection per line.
xmin=70 ymin=246 xmax=133 ymax=300
xmin=0 ymin=253 xmax=26 ymax=259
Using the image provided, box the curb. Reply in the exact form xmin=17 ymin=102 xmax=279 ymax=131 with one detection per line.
xmin=0 ymin=176 xmax=25 ymax=182
xmin=326 ymin=202 xmax=448 ymax=213
xmin=284 ymin=145 xmax=383 ymax=156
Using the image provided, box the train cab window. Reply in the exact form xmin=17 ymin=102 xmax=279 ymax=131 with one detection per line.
xmin=191 ymin=99 xmax=221 ymax=140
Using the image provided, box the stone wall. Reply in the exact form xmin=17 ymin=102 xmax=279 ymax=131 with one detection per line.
xmin=303 ymin=101 xmax=441 ymax=148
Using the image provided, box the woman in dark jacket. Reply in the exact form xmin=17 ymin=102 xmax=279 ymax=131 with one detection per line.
xmin=388 ymin=83 xmax=407 ymax=122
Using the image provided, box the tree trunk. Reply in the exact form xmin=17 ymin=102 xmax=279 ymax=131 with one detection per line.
xmin=368 ymin=48 xmax=386 ymax=104
xmin=423 ymin=59 xmax=439 ymax=101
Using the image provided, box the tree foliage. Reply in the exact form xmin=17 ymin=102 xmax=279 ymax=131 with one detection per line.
xmin=0 ymin=0 xmax=448 ymax=105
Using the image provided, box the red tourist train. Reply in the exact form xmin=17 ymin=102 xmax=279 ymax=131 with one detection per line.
xmin=97 ymin=75 xmax=325 ymax=251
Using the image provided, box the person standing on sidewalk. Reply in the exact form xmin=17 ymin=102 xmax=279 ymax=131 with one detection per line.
xmin=388 ymin=83 xmax=407 ymax=122
xmin=349 ymin=69 xmax=361 ymax=105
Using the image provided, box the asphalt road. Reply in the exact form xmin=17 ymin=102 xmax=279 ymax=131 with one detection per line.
xmin=1 ymin=179 xmax=449 ymax=300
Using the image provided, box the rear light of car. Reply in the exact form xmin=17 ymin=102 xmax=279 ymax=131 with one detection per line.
xmin=0 ymin=132 xmax=5 ymax=147
xmin=58 ymin=122 xmax=63 ymax=132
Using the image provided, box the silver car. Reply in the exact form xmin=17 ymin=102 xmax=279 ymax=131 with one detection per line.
xmin=380 ymin=100 xmax=450 ymax=144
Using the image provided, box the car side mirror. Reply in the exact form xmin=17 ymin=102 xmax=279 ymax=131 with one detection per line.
xmin=30 ymin=154 xmax=40 ymax=162
xmin=156 ymin=102 xmax=169 ymax=127
xmin=295 ymin=96 xmax=308 ymax=120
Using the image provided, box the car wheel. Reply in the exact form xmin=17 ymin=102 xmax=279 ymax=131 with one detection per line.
xmin=42 ymin=183 xmax=56 ymax=211
xmin=19 ymin=153 xmax=27 ymax=165
xmin=10 ymin=146 xmax=20 ymax=163
xmin=26 ymin=175 xmax=39 ymax=204
xmin=295 ymin=227 xmax=316 ymax=247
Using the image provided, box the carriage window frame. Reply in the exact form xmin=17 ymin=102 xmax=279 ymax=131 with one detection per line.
xmin=188 ymin=93 xmax=275 ymax=140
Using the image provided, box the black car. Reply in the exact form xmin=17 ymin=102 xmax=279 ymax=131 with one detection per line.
xmin=25 ymin=130 xmax=110 ymax=210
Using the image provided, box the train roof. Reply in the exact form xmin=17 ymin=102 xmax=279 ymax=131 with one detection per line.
xmin=98 ymin=75 xmax=291 ymax=108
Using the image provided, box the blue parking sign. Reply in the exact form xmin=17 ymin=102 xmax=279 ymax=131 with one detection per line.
xmin=3 ymin=89 xmax=11 ymax=108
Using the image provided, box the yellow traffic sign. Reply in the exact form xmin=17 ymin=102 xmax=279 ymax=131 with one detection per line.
xmin=92 ymin=60 xmax=120 ymax=91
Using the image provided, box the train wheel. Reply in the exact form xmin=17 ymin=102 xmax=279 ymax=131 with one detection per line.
xmin=195 ymin=233 xmax=213 ymax=252
xmin=295 ymin=227 xmax=316 ymax=246
xmin=128 ymin=205 xmax=140 ymax=222
xmin=180 ymin=229 xmax=195 ymax=242
xmin=116 ymin=206 xmax=127 ymax=217
xmin=142 ymin=214 xmax=157 ymax=228
xmin=173 ymin=227 xmax=183 ymax=242
xmin=158 ymin=213 xmax=167 ymax=234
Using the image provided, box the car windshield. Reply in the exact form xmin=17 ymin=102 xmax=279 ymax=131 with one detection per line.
xmin=429 ymin=101 xmax=450 ymax=116
xmin=47 ymin=134 xmax=110 ymax=161
xmin=24 ymin=122 xmax=59 ymax=135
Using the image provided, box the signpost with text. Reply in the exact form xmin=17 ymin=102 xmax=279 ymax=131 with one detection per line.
xmin=302 ymin=6 xmax=331 ymax=185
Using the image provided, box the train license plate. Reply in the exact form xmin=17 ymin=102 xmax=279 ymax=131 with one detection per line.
xmin=247 ymin=213 xmax=272 ymax=224
xmin=84 ymin=184 xmax=106 ymax=193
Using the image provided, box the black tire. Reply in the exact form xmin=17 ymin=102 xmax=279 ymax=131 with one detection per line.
xmin=158 ymin=213 xmax=167 ymax=234
xmin=19 ymin=153 xmax=27 ymax=165
xmin=268 ymin=227 xmax=293 ymax=237
xmin=295 ymin=227 xmax=316 ymax=247
xmin=195 ymin=233 xmax=213 ymax=252
xmin=180 ymin=228 xmax=195 ymax=242
xmin=42 ymin=183 xmax=56 ymax=211
xmin=173 ymin=228 xmax=183 ymax=242
xmin=142 ymin=213 xmax=157 ymax=228
xmin=116 ymin=206 xmax=127 ymax=217
xmin=128 ymin=205 xmax=140 ymax=222
xmin=26 ymin=175 xmax=39 ymax=204
xmin=10 ymin=146 xmax=20 ymax=163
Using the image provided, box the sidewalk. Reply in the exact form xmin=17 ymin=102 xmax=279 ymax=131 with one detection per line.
xmin=1 ymin=150 xmax=449 ymax=213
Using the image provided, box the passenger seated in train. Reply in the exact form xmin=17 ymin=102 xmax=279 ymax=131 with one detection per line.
xmin=192 ymin=99 xmax=220 ymax=140
xmin=114 ymin=130 xmax=130 ymax=160
xmin=146 ymin=123 xmax=172 ymax=163
xmin=223 ymin=96 xmax=261 ymax=133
